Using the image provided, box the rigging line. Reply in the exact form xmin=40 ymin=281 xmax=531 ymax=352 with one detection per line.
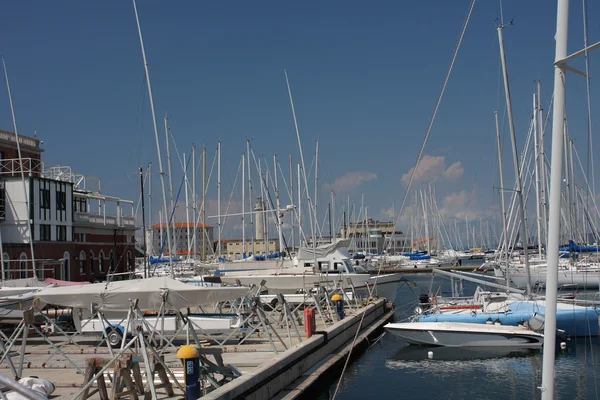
xmin=390 ymin=0 xmax=477 ymax=242
xmin=331 ymin=309 xmax=367 ymax=400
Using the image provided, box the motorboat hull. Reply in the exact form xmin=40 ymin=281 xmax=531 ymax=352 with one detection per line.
xmin=385 ymin=321 xmax=544 ymax=348
xmin=417 ymin=300 xmax=599 ymax=337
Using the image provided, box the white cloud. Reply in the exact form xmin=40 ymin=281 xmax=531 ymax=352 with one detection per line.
xmin=401 ymin=155 xmax=464 ymax=185
xmin=443 ymin=161 xmax=464 ymax=180
xmin=325 ymin=171 xmax=377 ymax=194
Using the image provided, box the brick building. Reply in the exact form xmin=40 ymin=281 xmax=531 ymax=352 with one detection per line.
xmin=0 ymin=129 xmax=137 ymax=282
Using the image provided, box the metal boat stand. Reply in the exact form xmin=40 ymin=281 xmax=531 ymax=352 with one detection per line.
xmin=0 ymin=308 xmax=82 ymax=379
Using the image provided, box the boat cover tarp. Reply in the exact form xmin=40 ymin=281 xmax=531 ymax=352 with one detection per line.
xmin=149 ymin=256 xmax=181 ymax=264
xmin=297 ymin=239 xmax=351 ymax=260
xmin=35 ymin=277 xmax=249 ymax=311
xmin=560 ymin=240 xmax=600 ymax=253
xmin=0 ymin=277 xmax=48 ymax=288
xmin=44 ymin=278 xmax=90 ymax=286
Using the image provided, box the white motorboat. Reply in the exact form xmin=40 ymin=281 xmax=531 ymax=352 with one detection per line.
xmin=219 ymin=240 xmax=404 ymax=302
xmin=384 ymin=321 xmax=544 ymax=348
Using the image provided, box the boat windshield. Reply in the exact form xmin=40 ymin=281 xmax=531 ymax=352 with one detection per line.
xmin=344 ymin=260 xmax=356 ymax=273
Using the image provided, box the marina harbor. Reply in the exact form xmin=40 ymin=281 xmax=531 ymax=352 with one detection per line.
xmin=2 ymin=0 xmax=600 ymax=399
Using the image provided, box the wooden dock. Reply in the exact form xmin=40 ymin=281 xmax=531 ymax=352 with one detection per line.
xmin=1 ymin=298 xmax=394 ymax=399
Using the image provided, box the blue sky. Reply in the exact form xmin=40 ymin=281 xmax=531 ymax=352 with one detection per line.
xmin=0 ymin=1 xmax=599 ymax=244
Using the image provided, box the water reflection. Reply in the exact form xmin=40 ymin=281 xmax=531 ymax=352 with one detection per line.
xmin=388 ymin=344 xmax=539 ymax=362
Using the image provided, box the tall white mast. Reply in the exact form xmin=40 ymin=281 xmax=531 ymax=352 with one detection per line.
xmin=297 ymin=164 xmax=302 ymax=247
xmin=132 ymin=0 xmax=173 ymax=276
xmin=201 ymin=146 xmax=206 ymax=262
xmin=183 ymin=152 xmax=191 ymax=259
xmin=192 ymin=145 xmax=197 ymax=259
xmin=495 ymin=112 xmax=510 ymax=285
xmin=148 ymin=162 xmax=153 ymax=255
xmin=217 ymin=140 xmax=221 ymax=259
xmin=274 ymin=155 xmax=284 ymax=254
xmin=541 ymin=0 xmax=568 ymax=397
xmin=247 ymin=140 xmax=254 ymax=255
xmin=420 ymin=191 xmax=431 ymax=256
xmin=164 ymin=115 xmax=177 ymax=257
xmin=538 ymin=82 xmax=548 ymax=243
xmin=314 ymin=140 xmax=319 ymax=239
xmin=497 ymin=24 xmax=532 ymax=295
xmin=2 ymin=58 xmax=36 ymax=278
xmin=290 ymin=155 xmax=294 ymax=251
xmin=242 ymin=153 xmax=246 ymax=256
xmin=284 ymin=70 xmax=316 ymax=259
xmin=533 ymin=93 xmax=543 ymax=259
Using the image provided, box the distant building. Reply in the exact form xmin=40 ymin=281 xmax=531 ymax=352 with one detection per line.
xmin=224 ymin=238 xmax=281 ymax=260
xmin=151 ymin=222 xmax=213 ymax=257
xmin=343 ymin=219 xmax=411 ymax=254
xmin=0 ymin=129 xmax=137 ymax=282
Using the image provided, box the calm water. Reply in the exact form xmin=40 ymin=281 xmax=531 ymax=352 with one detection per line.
xmin=319 ymin=270 xmax=600 ymax=400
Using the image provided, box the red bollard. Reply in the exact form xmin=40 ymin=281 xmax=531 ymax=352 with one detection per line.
xmin=304 ymin=307 xmax=316 ymax=338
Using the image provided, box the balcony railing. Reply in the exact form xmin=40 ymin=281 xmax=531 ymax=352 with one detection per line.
xmin=74 ymin=211 xmax=136 ymax=228
xmin=0 ymin=158 xmax=43 ymax=176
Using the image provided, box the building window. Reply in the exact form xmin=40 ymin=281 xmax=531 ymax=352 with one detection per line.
xmin=89 ymin=250 xmax=95 ymax=274
xmin=40 ymin=184 xmax=50 ymax=209
xmin=56 ymin=225 xmax=67 ymax=241
xmin=40 ymin=224 xmax=51 ymax=241
xmin=56 ymin=185 xmax=66 ymax=211
xmin=99 ymin=250 xmax=105 ymax=273
xmin=74 ymin=197 xmax=87 ymax=213
xmin=79 ymin=250 xmax=86 ymax=275
xmin=19 ymin=252 xmax=27 ymax=279
xmin=62 ymin=251 xmax=70 ymax=281
xmin=127 ymin=251 xmax=132 ymax=271
xmin=109 ymin=250 xmax=115 ymax=272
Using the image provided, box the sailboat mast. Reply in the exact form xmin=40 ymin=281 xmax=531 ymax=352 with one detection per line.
xmin=297 ymin=164 xmax=302 ymax=247
xmin=2 ymin=58 xmax=36 ymax=278
xmin=247 ymin=140 xmax=254 ymax=255
xmin=217 ymin=141 xmax=221 ymax=259
xmin=140 ymin=167 xmax=148 ymax=278
xmin=201 ymin=146 xmax=206 ymax=262
xmin=315 ymin=140 xmax=319 ymax=239
xmin=242 ymin=153 xmax=245 ymax=256
xmin=533 ymin=93 xmax=543 ymax=259
xmin=538 ymin=81 xmax=549 ymax=243
xmin=495 ymin=112 xmax=510 ymax=284
xmin=541 ymin=0 xmax=569 ymax=398
xmin=274 ymin=154 xmax=284 ymax=253
xmin=290 ymin=155 xmax=294 ymax=251
xmin=183 ymin=152 xmax=191 ymax=259
xmin=148 ymin=162 xmax=152 ymax=256
xmin=284 ymin=70 xmax=315 ymax=261
xmin=164 ymin=115 xmax=177 ymax=258
xmin=497 ymin=24 xmax=532 ymax=295
xmin=192 ymin=145 xmax=197 ymax=259
xmin=131 ymin=0 xmax=173 ymax=275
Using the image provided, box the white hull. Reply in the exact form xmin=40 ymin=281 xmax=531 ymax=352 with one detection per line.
xmin=385 ymin=321 xmax=544 ymax=348
xmin=221 ymin=272 xmax=404 ymax=302
xmin=508 ymin=268 xmax=600 ymax=289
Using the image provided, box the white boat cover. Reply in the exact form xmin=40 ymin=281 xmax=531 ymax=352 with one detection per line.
xmin=0 ymin=277 xmax=48 ymax=288
xmin=297 ymin=239 xmax=351 ymax=260
xmin=35 ymin=277 xmax=249 ymax=311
